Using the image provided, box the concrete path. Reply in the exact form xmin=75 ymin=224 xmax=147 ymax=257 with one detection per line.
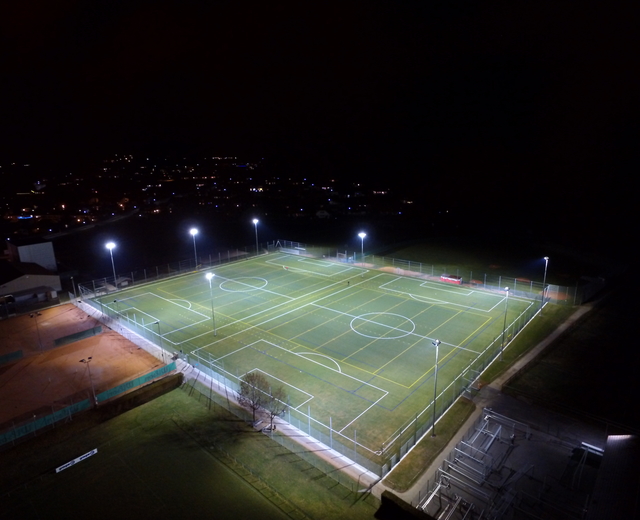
xmin=373 ymin=303 xmax=594 ymax=504
xmin=171 ymin=304 xmax=594 ymax=506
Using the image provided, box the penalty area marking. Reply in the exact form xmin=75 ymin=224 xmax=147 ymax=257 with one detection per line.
xmin=167 ymin=299 xmax=192 ymax=309
xmin=243 ymin=368 xmax=314 ymax=410
xmin=297 ymin=352 xmax=342 ymax=373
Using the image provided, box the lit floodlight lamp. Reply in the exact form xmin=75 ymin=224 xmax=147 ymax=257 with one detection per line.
xmin=358 ymin=232 xmax=366 ymax=262
xmin=105 ymin=242 xmax=117 ymax=289
xmin=190 ymin=228 xmax=199 ymax=268
xmin=252 ymin=219 xmax=259 ymax=255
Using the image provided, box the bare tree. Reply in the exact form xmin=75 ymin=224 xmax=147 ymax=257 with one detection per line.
xmin=237 ymin=372 xmax=269 ymax=423
xmin=264 ymin=386 xmax=288 ymax=431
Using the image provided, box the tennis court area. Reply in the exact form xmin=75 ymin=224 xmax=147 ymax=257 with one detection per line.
xmin=84 ymin=253 xmax=538 ymax=475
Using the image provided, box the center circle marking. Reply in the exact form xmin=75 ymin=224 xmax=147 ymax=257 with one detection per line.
xmin=350 ymin=312 xmax=415 ymax=339
xmin=219 ymin=277 xmax=268 ymax=292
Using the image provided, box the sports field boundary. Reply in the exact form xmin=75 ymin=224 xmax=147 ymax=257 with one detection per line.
xmin=77 ymin=249 xmax=557 ymax=477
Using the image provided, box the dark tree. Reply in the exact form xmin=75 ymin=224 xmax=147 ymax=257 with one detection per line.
xmin=264 ymin=386 xmax=288 ymax=431
xmin=237 ymin=372 xmax=269 ymax=423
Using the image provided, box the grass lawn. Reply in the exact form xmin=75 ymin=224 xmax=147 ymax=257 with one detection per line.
xmin=87 ymin=252 xmax=539 ymax=474
xmin=0 ymin=386 xmax=379 ymax=520
xmin=380 ymin=302 xmax=576 ymax=492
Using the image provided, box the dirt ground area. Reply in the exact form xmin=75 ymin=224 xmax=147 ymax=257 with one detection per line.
xmin=0 ymin=303 xmax=163 ymax=427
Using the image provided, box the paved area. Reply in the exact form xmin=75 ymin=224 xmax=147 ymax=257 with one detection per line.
xmin=170 ymin=304 xmax=601 ymax=515
xmin=0 ymin=303 xmax=164 ymax=428
xmin=1 ymin=300 xmax=605 ymax=518
xmin=372 ymin=304 xmax=607 ymax=518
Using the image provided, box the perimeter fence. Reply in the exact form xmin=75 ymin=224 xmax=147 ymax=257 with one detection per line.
xmin=76 ymin=238 xmax=588 ymax=306
xmin=182 ymin=374 xmax=376 ymax=492
xmin=74 ymin=238 xmax=590 ymax=477
xmin=0 ymin=363 xmax=175 ymax=449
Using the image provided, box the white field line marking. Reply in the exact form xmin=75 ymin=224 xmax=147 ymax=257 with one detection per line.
xmin=417 ymin=280 xmax=475 ymax=296
xmin=216 ymin=275 xmax=294 ymax=300
xmin=297 ymin=352 xmax=342 ymax=372
xmin=213 ymin=340 xmax=388 ymax=413
xmin=311 ymin=303 xmax=478 ymax=354
xmin=266 ymin=256 xmax=363 ymax=278
xmin=243 ymin=368 xmax=314 ymax=410
xmin=148 ymin=292 xmax=211 ymax=319
xmin=192 ymin=273 xmax=387 ymax=354
xmin=168 ymin=299 xmax=192 ymax=309
xmin=339 ymin=393 xmax=388 ymax=434
xmin=119 ymin=293 xmax=211 ymax=342
xmin=379 ymin=279 xmax=474 ymax=297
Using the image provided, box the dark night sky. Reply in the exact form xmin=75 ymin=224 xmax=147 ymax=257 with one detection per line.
xmin=1 ymin=1 xmax=637 ymax=237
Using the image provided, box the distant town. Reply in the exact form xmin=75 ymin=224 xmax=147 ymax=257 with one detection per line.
xmin=1 ymin=154 xmax=423 ymax=239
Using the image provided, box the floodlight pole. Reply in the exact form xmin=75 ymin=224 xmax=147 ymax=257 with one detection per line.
xmin=80 ymin=357 xmax=97 ymax=407
xmin=30 ymin=312 xmax=43 ymax=351
xmin=206 ymin=272 xmax=216 ymax=336
xmin=154 ymin=321 xmax=165 ymax=364
xmin=431 ymin=339 xmax=440 ymax=437
xmin=540 ymin=256 xmax=549 ymax=315
xmin=501 ymin=287 xmax=510 ymax=361
xmin=106 ymin=242 xmax=117 ymax=290
xmin=190 ymin=228 xmax=198 ymax=268
xmin=358 ymin=232 xmax=366 ymax=264
xmin=253 ymin=219 xmax=259 ymax=256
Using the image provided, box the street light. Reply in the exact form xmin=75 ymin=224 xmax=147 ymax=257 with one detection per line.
xmin=190 ymin=228 xmax=199 ymax=268
xmin=358 ymin=232 xmax=366 ymax=264
xmin=540 ymin=256 xmax=550 ymax=315
xmin=431 ymin=339 xmax=441 ymax=437
xmin=106 ymin=242 xmax=117 ymax=290
xmin=501 ymin=287 xmax=510 ymax=361
xmin=79 ymin=357 xmax=97 ymax=407
xmin=205 ymin=272 xmax=216 ymax=336
xmin=252 ymin=219 xmax=259 ymax=255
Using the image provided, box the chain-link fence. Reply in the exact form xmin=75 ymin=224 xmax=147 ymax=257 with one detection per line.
xmin=74 ymin=240 xmax=591 ymax=477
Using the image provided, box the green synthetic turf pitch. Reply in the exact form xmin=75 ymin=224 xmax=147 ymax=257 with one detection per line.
xmin=95 ymin=253 xmax=535 ymax=464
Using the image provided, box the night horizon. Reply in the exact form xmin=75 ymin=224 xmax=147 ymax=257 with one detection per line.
xmin=1 ymin=3 xmax=638 ymax=518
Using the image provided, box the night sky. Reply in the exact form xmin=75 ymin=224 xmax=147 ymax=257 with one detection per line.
xmin=1 ymin=1 xmax=637 ymax=241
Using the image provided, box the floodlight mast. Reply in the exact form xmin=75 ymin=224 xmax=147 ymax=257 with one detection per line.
xmin=540 ymin=256 xmax=549 ymax=315
xmin=106 ymin=242 xmax=117 ymax=289
xmin=154 ymin=321 xmax=165 ymax=364
xmin=501 ymin=287 xmax=510 ymax=361
xmin=253 ymin=219 xmax=259 ymax=255
xmin=205 ymin=272 xmax=216 ymax=336
xmin=358 ymin=232 xmax=366 ymax=264
xmin=190 ymin=228 xmax=199 ymax=269
xmin=431 ymin=339 xmax=441 ymax=437
xmin=80 ymin=357 xmax=97 ymax=407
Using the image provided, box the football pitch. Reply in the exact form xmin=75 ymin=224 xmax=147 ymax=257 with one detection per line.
xmin=91 ymin=253 xmax=537 ymax=474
